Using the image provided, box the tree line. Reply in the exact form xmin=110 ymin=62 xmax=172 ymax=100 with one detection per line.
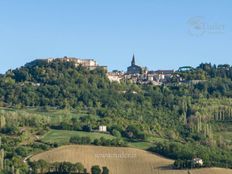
xmin=29 ymin=160 xmax=109 ymax=174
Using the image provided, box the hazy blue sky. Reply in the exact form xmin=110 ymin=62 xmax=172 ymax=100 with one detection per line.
xmin=0 ymin=1 xmax=231 ymax=73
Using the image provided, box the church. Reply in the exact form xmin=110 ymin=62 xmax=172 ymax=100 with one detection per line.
xmin=127 ymin=55 xmax=142 ymax=74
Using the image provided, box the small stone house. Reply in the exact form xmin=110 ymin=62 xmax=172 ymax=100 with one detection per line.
xmin=99 ymin=125 xmax=107 ymax=132
xmin=193 ymin=158 xmax=203 ymax=166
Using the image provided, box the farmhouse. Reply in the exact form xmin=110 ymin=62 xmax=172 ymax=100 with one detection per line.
xmin=99 ymin=125 xmax=107 ymax=132
xmin=193 ymin=158 xmax=203 ymax=166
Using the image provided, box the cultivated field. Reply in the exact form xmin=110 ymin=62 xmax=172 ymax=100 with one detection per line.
xmin=31 ymin=145 xmax=232 ymax=174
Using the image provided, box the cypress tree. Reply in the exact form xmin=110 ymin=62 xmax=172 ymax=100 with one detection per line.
xmin=0 ymin=115 xmax=6 ymax=128
xmin=0 ymin=149 xmax=4 ymax=171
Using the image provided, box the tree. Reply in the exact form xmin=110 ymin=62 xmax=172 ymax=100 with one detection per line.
xmin=125 ymin=125 xmax=146 ymax=140
xmin=102 ymin=166 xmax=109 ymax=174
xmin=0 ymin=149 xmax=4 ymax=171
xmin=30 ymin=161 xmax=39 ymax=174
xmin=112 ymin=129 xmax=121 ymax=138
xmin=37 ymin=160 xmax=48 ymax=174
xmin=0 ymin=115 xmax=6 ymax=128
xmin=15 ymin=146 xmax=28 ymax=157
xmin=74 ymin=162 xmax=84 ymax=173
xmin=58 ymin=162 xmax=74 ymax=173
xmin=91 ymin=165 xmax=101 ymax=174
xmin=82 ymin=125 xmax=92 ymax=132
xmin=69 ymin=136 xmax=91 ymax=145
xmin=1 ymin=124 xmax=18 ymax=135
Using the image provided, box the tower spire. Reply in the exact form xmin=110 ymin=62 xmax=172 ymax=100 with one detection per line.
xmin=131 ymin=54 xmax=135 ymax=66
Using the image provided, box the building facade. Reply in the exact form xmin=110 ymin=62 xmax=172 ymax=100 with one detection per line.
xmin=25 ymin=57 xmax=107 ymax=71
xmin=99 ymin=126 xmax=107 ymax=132
xmin=127 ymin=55 xmax=142 ymax=74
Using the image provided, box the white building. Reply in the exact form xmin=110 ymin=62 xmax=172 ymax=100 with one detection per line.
xmin=99 ymin=125 xmax=107 ymax=132
xmin=107 ymin=71 xmax=124 ymax=83
xmin=193 ymin=158 xmax=203 ymax=166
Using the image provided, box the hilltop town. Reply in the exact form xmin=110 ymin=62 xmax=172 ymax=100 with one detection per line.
xmin=26 ymin=55 xmax=182 ymax=85
xmin=107 ymin=55 xmax=176 ymax=85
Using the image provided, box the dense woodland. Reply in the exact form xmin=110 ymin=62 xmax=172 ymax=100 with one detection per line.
xmin=1 ymin=60 xmax=232 ymax=173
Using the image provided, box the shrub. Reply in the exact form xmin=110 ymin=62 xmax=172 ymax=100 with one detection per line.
xmin=91 ymin=165 xmax=101 ymax=174
xmin=112 ymin=129 xmax=121 ymax=138
xmin=69 ymin=136 xmax=91 ymax=144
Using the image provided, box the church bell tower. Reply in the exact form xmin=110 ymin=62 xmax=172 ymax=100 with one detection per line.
xmin=131 ymin=54 xmax=135 ymax=66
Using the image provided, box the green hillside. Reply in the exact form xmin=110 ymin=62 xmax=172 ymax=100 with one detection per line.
xmin=1 ymin=60 xmax=232 ymax=173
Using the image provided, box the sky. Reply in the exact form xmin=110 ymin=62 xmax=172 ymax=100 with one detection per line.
xmin=0 ymin=1 xmax=231 ymax=73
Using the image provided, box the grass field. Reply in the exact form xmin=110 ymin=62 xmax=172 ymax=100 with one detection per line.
xmin=31 ymin=145 xmax=232 ymax=174
xmin=43 ymin=129 xmax=156 ymax=149
xmin=41 ymin=129 xmax=115 ymax=145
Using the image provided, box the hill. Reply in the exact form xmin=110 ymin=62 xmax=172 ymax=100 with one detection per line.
xmin=30 ymin=145 xmax=232 ymax=174
xmin=1 ymin=60 xmax=232 ymax=173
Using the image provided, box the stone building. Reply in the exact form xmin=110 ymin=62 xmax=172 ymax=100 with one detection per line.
xmin=127 ymin=55 xmax=142 ymax=74
xmin=99 ymin=125 xmax=107 ymax=132
xmin=25 ymin=57 xmax=107 ymax=71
